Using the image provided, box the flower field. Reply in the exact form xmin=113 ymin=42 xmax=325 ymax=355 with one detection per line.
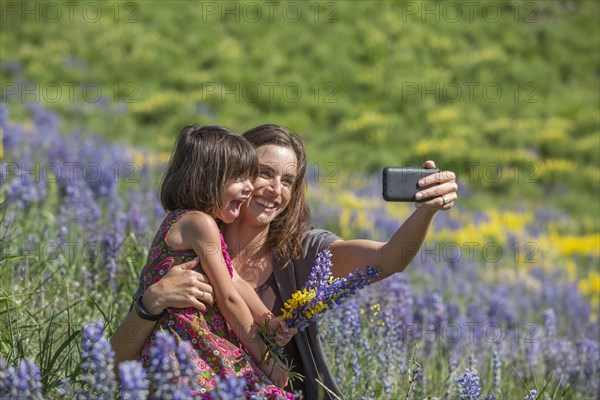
xmin=1 ymin=104 xmax=599 ymax=399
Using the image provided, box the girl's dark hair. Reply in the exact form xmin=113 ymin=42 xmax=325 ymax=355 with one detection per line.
xmin=161 ymin=125 xmax=258 ymax=215
xmin=243 ymin=124 xmax=311 ymax=262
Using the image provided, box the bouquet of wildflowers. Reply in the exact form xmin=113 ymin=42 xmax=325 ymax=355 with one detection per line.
xmin=281 ymin=249 xmax=380 ymax=331
xmin=261 ymin=249 xmax=380 ymax=388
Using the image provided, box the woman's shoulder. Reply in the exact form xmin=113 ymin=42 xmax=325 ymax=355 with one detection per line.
xmin=272 ymin=229 xmax=341 ymax=270
xmin=299 ymin=228 xmax=342 ymax=261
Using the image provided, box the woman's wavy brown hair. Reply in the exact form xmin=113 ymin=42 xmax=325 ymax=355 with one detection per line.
xmin=243 ymin=124 xmax=311 ymax=262
xmin=161 ymin=125 xmax=258 ymax=216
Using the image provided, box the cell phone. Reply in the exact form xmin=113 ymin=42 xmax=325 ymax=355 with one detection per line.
xmin=382 ymin=166 xmax=440 ymax=202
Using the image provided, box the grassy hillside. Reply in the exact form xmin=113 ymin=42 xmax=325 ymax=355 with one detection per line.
xmin=1 ymin=0 xmax=599 ymax=221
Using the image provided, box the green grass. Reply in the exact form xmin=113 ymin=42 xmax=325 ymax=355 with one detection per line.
xmin=1 ymin=0 xmax=599 ymax=222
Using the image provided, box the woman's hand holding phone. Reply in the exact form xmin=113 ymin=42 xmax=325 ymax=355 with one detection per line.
xmin=382 ymin=160 xmax=457 ymax=209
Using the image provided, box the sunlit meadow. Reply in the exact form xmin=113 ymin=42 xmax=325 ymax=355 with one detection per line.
xmin=1 ymin=106 xmax=598 ymax=399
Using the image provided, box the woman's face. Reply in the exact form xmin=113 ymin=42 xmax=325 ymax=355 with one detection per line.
xmin=241 ymin=144 xmax=298 ymax=227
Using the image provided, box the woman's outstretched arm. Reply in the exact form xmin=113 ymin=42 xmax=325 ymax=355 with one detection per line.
xmin=110 ymin=258 xmax=214 ymax=367
xmin=329 ymin=160 xmax=457 ymax=280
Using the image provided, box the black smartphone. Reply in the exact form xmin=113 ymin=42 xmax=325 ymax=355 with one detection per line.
xmin=382 ymin=167 xmax=440 ymax=202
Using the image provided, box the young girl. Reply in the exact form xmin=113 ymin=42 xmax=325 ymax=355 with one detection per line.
xmin=136 ymin=125 xmax=294 ymax=398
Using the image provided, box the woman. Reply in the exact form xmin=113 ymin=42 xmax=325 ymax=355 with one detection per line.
xmin=110 ymin=124 xmax=457 ymax=399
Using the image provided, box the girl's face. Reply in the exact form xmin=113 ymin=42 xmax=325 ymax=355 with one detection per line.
xmin=242 ymin=144 xmax=297 ymax=227
xmin=216 ymin=177 xmax=254 ymax=224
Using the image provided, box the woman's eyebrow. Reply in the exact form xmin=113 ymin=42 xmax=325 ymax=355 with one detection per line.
xmin=259 ymin=163 xmax=274 ymax=171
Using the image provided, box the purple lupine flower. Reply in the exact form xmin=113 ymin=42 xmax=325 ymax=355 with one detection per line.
xmin=58 ymin=177 xmax=101 ymax=240
xmin=0 ymin=60 xmax=22 ymax=75
xmin=118 ymin=360 xmax=149 ymax=400
xmin=0 ymin=103 xmax=8 ymax=130
xmin=433 ymin=208 xmax=461 ymax=231
xmin=380 ymin=307 xmax=404 ymax=391
xmin=76 ymin=320 xmax=116 ymax=399
xmin=423 ymin=291 xmax=447 ymax=350
xmin=331 ymin=298 xmax=363 ymax=388
xmin=210 ymin=375 xmax=247 ymax=400
xmin=526 ymin=333 xmax=541 ymax=368
xmin=0 ymin=357 xmax=8 ymax=396
xmin=468 ymin=354 xmax=479 ymax=374
xmin=56 ymin=379 xmax=74 ymax=398
xmin=387 ymin=274 xmax=415 ymax=330
xmin=485 ymin=395 xmax=497 ymax=400
xmin=2 ymin=358 xmax=43 ymax=399
xmin=5 ymin=148 xmax=48 ymax=209
xmin=304 ymin=249 xmax=334 ymax=293
xmin=284 ymin=250 xmax=379 ymax=331
xmin=472 ymin=211 xmax=490 ymax=225
xmin=577 ymin=338 xmax=600 ymax=377
xmin=465 ymin=301 xmax=488 ymax=345
xmin=63 ymin=55 xmax=88 ymax=70
xmin=154 ymin=201 xmax=165 ymax=222
xmin=87 ymin=161 xmax=119 ymax=199
xmin=546 ymin=338 xmax=579 ymax=385
xmin=492 ymin=347 xmax=502 ymax=395
xmin=447 ymin=352 xmax=459 ymax=373
xmin=524 ymin=388 xmax=538 ymax=400
xmin=445 ymin=353 xmax=459 ymax=399
xmin=25 ymin=103 xmax=60 ymax=136
xmin=372 ymin=210 xmax=401 ymax=241
xmin=5 ymin=169 xmax=46 ymax=209
xmin=100 ymin=211 xmax=126 ymax=288
xmin=457 ymin=368 xmax=482 ymax=400
xmin=175 ymin=341 xmax=201 ymax=394
xmin=543 ymin=309 xmax=557 ymax=339
xmin=1 ymin=108 xmax=24 ymax=154
xmin=487 ymin=285 xmax=517 ymax=327
xmin=148 ymin=331 xmax=182 ymax=399
xmin=126 ymin=194 xmax=149 ymax=239
xmin=576 ymin=339 xmax=600 ymax=397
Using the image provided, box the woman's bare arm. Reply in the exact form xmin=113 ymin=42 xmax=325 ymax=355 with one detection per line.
xmin=110 ymin=258 xmax=214 ymax=368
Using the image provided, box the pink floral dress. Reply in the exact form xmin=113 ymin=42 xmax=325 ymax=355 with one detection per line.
xmin=139 ymin=210 xmax=294 ymax=399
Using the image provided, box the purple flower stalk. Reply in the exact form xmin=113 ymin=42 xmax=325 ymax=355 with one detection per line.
xmin=210 ymin=375 xmax=247 ymax=400
xmin=1 ymin=358 xmax=43 ymax=399
xmin=0 ymin=357 xmax=8 ymax=396
xmin=5 ymin=159 xmax=48 ymax=209
xmin=543 ymin=308 xmax=557 ymax=339
xmin=118 ymin=360 xmax=149 ymax=400
xmin=492 ymin=348 xmax=502 ymax=395
xmin=457 ymin=368 xmax=482 ymax=400
xmin=76 ymin=320 xmax=116 ymax=399
xmin=175 ymin=340 xmax=201 ymax=394
xmin=524 ymin=388 xmax=538 ymax=400
xmin=284 ymin=249 xmax=380 ymax=331
xmin=148 ymin=331 xmax=182 ymax=400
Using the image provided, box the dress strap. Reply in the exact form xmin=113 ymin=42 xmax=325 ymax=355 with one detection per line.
xmin=163 ymin=209 xmax=193 ymax=246
xmin=220 ymin=232 xmax=234 ymax=277
xmin=170 ymin=209 xmax=192 ymax=226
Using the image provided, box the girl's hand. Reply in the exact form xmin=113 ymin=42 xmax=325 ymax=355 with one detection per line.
xmin=143 ymin=258 xmax=215 ymax=314
xmin=414 ymin=160 xmax=458 ymax=210
xmin=260 ymin=357 xmax=289 ymax=389
xmin=267 ymin=316 xmax=297 ymax=347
